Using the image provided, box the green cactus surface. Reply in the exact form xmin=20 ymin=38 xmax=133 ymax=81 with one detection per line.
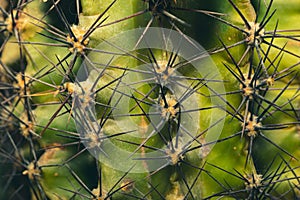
xmin=0 ymin=0 xmax=299 ymax=199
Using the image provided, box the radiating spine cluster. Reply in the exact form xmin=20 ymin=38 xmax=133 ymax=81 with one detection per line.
xmin=0 ymin=0 xmax=299 ymax=199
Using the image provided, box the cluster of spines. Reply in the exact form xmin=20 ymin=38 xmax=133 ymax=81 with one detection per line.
xmin=0 ymin=0 xmax=299 ymax=199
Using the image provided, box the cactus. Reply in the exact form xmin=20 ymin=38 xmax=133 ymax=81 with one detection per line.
xmin=0 ymin=0 xmax=299 ymax=199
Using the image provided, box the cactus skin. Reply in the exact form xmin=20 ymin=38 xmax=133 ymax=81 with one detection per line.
xmin=0 ymin=0 xmax=299 ymax=199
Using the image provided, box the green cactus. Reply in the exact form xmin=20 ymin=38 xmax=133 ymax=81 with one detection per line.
xmin=0 ymin=0 xmax=299 ymax=199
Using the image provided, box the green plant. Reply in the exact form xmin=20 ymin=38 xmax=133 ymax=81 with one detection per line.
xmin=0 ymin=0 xmax=299 ymax=199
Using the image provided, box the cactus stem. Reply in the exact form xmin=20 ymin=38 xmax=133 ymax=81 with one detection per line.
xmin=209 ymin=0 xmax=300 ymax=64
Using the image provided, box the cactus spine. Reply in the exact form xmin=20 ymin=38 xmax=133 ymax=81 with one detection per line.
xmin=0 ymin=0 xmax=299 ymax=199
